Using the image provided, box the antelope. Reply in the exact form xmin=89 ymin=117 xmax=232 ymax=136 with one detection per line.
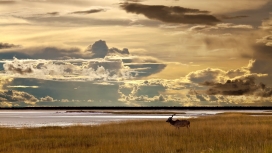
xmin=166 ymin=114 xmax=190 ymax=129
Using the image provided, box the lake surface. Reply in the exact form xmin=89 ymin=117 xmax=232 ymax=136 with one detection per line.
xmin=0 ymin=110 xmax=268 ymax=128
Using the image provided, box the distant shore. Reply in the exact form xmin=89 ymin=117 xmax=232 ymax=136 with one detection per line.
xmin=64 ymin=110 xmax=186 ymax=114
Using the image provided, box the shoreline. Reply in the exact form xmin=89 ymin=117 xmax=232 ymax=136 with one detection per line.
xmin=0 ymin=111 xmax=272 ymax=129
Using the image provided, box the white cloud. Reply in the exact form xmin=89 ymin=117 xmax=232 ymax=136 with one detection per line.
xmin=7 ymin=85 xmax=39 ymax=88
xmin=40 ymin=96 xmax=54 ymax=102
xmin=1 ymin=57 xmax=134 ymax=81
xmin=188 ymin=23 xmax=253 ymax=32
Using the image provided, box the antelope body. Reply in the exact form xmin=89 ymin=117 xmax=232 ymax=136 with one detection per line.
xmin=166 ymin=115 xmax=190 ymax=129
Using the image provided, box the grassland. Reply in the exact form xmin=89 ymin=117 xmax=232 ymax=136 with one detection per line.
xmin=1 ymin=113 xmax=272 ymax=153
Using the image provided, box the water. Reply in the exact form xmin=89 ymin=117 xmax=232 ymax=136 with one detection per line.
xmin=0 ymin=110 xmax=268 ymax=128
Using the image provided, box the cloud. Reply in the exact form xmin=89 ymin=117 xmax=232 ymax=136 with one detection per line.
xmin=121 ymin=0 xmax=145 ymax=2
xmin=46 ymin=12 xmax=59 ymax=16
xmin=0 ymin=40 xmax=167 ymax=79
xmin=245 ymin=16 xmax=272 ymax=86
xmin=184 ymin=68 xmax=227 ymax=83
xmin=6 ymin=64 xmax=33 ymax=75
xmin=20 ymin=15 xmax=133 ymax=27
xmin=0 ymin=90 xmax=38 ymax=103
xmin=0 ymin=81 xmax=40 ymax=105
xmin=70 ymin=8 xmax=105 ymax=14
xmin=256 ymin=35 xmax=272 ymax=46
xmin=0 ymin=1 xmax=16 ymax=4
xmin=0 ymin=40 xmax=129 ymax=60
xmin=260 ymin=16 xmax=272 ymax=31
xmin=0 ymin=77 xmax=13 ymax=90
xmin=120 ymin=56 xmax=162 ymax=63
xmin=185 ymin=94 xmax=272 ymax=106
xmin=40 ymin=96 xmax=54 ymax=102
xmin=201 ymin=76 xmax=271 ymax=96
xmin=61 ymin=99 xmax=69 ymax=102
xmin=0 ymin=46 xmax=83 ymax=60
xmin=85 ymin=40 xmax=130 ymax=58
xmin=167 ymin=29 xmax=255 ymax=62
xmin=85 ymin=40 xmax=108 ymax=58
xmin=102 ymin=56 xmax=167 ymax=78
xmin=116 ymin=77 xmax=272 ymax=106
xmin=4 ymin=0 xmax=94 ymax=6
xmin=220 ymin=15 xmax=248 ymax=20
xmin=120 ymin=3 xmax=220 ymax=25
xmin=0 ymin=42 xmax=20 ymax=49
xmin=2 ymin=58 xmax=134 ymax=81
xmin=182 ymin=63 xmax=266 ymax=84
xmin=119 ymin=93 xmax=182 ymax=106
xmin=125 ymin=63 xmax=166 ymax=78
xmin=188 ymin=23 xmax=253 ymax=32
xmin=6 ymin=85 xmax=39 ymax=88
xmin=183 ymin=59 xmax=272 ymax=97
xmin=108 ymin=48 xmax=129 ymax=55
xmin=117 ymin=79 xmax=195 ymax=105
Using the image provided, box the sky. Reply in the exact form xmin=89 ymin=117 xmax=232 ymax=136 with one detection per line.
xmin=0 ymin=0 xmax=272 ymax=107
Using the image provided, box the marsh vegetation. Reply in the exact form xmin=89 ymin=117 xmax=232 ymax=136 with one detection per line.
xmin=0 ymin=112 xmax=272 ymax=153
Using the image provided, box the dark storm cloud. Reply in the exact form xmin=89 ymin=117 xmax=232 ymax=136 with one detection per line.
xmin=120 ymin=3 xmax=220 ymax=25
xmin=0 ymin=1 xmax=16 ymax=4
xmin=220 ymin=15 xmax=248 ymax=20
xmin=0 ymin=42 xmax=20 ymax=49
xmin=108 ymin=48 xmax=129 ymax=55
xmin=85 ymin=40 xmax=108 ymax=58
xmin=46 ymin=12 xmax=59 ymax=16
xmin=70 ymin=8 xmax=105 ymax=14
xmin=202 ymin=76 xmax=272 ymax=97
xmin=85 ymin=40 xmax=130 ymax=58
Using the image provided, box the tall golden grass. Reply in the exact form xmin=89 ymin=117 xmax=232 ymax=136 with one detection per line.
xmin=0 ymin=113 xmax=272 ymax=153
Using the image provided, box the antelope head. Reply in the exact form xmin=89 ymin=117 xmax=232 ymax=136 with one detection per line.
xmin=166 ymin=114 xmax=175 ymax=122
xmin=166 ymin=116 xmax=172 ymax=122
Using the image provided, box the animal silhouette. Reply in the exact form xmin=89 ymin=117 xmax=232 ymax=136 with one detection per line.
xmin=166 ymin=114 xmax=190 ymax=129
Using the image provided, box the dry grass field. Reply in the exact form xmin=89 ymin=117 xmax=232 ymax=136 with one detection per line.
xmin=0 ymin=113 xmax=272 ymax=153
